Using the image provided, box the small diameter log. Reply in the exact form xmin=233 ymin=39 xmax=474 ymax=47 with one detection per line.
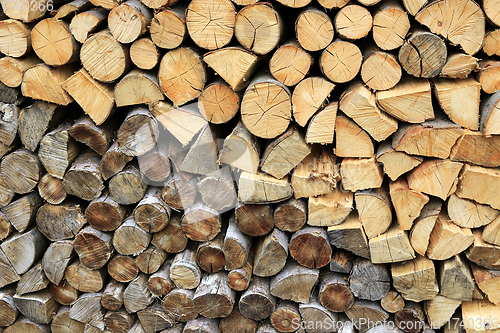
xmin=327 ymin=212 xmax=370 ymax=259
xmin=270 ymin=260 xmax=319 ymax=304
xmin=13 ymin=290 xmax=60 ymax=325
xmin=86 ymin=193 xmax=127 ymax=232
xmin=42 ymin=240 xmax=74 ymax=285
xmin=372 ymin=1 xmax=410 ymax=50
xmin=80 ymin=27 xmax=131 ymax=83
xmin=289 ymin=227 xmax=331 ymax=269
xmin=298 ymin=294 xmax=338 ymax=333
xmin=355 ymin=187 xmax=392 ymax=239
xmin=204 ymin=46 xmax=260 ymax=92
xmin=69 ymin=116 xmax=113 ymax=156
xmin=227 ymin=256 xmax=253 ymax=291
xmin=239 ymin=276 xmax=276 ymax=321
xmin=274 ymin=198 xmax=307 ymax=232
xmin=123 ymin=273 xmax=153 ymax=313
xmin=16 ymin=262 xmax=49 ymax=295
xmin=369 ymin=225 xmax=415 ymax=264
xmin=1 ymin=227 xmax=48 ymax=275
xmin=376 ymin=141 xmax=423 ymax=181
xmin=101 ymin=279 xmax=125 ymax=311
xmin=150 ymin=5 xmax=187 ymax=50
xmin=4 ymin=316 xmax=50 ymax=333
xmin=184 ymin=318 xmax=220 ymax=333
xmin=220 ymin=308 xmax=257 ymax=333
xmin=170 ymin=244 xmax=202 ymax=290
xmin=69 ymin=293 xmax=105 ymax=330
xmin=438 ymin=255 xmax=475 ymax=302
xmin=117 ymin=107 xmax=159 ymax=157
xmin=152 ymin=212 xmax=188 ymax=254
xmin=138 ymin=304 xmax=174 ymax=333
xmin=219 ymin=121 xmax=260 ymax=174
xmin=295 ymin=8 xmax=334 ymax=52
xmin=114 ymin=69 xmax=164 ymax=107
xmin=196 ymin=233 xmax=225 ymax=273
xmin=0 ymin=286 xmax=18 ymax=326
xmin=269 ymin=41 xmax=313 ymax=87
xmin=0 ymin=20 xmax=32 ymax=57
xmin=148 ymin=262 xmax=174 ymax=297
xmin=361 ymin=48 xmax=402 ymax=91
xmin=181 ymin=202 xmax=221 ymax=242
xmin=292 ymin=77 xmax=335 ymax=127
xmin=389 ymin=178 xmax=429 ymax=231
xmin=109 ymin=164 xmax=148 ymax=205
xmin=335 ymin=114 xmax=374 ymax=158
xmin=319 ymin=272 xmax=354 ymax=312
xmin=158 ymin=47 xmax=206 ymax=106
xmin=270 ymin=301 xmax=300 ymax=333
xmin=74 ymin=226 xmax=113 ymax=270
xmin=407 ymin=159 xmax=463 ymax=200
xmin=69 ymin=8 xmax=107 ymax=44
xmin=197 ymin=81 xmax=239 ymax=126
xmin=162 ymin=289 xmax=198 ymax=322
xmin=130 ymin=38 xmax=159 ymax=70
xmin=240 ymin=73 xmax=292 ymax=139
xmin=448 ymin=193 xmax=499 ymax=229
xmin=62 ymin=150 xmax=104 ymax=201
xmin=108 ymin=255 xmax=139 ymax=283
xmin=38 ymin=174 xmax=67 ymax=204
xmin=1 ymin=148 xmax=41 ymax=194
xmin=49 ymin=282 xmax=79 ymax=306
xmin=51 ymin=306 xmax=85 ymax=333
xmin=395 ymin=302 xmax=425 ymax=333
xmin=133 ymin=187 xmax=171 ymax=233
xmin=399 ymin=31 xmax=447 ymax=78
xmin=306 ymin=101 xmax=337 ymax=145
xmin=113 ymin=216 xmax=151 ymax=256
xmin=410 ymin=199 xmax=442 ymax=256
xmin=340 ymin=157 xmax=384 ymax=192
xmin=308 ymin=188 xmax=353 ymax=227
xmin=320 ymin=40 xmax=362 ymax=83
xmin=197 ymin=169 xmax=237 ymax=211
xmin=194 ymin=272 xmax=235 ymax=318
xmin=381 ymin=290 xmax=405 ymax=313
xmin=253 ymin=228 xmax=289 ymax=278
xmin=391 ymin=255 xmax=439 ymax=302
xmin=108 ymin=0 xmax=152 ymax=44
xmin=349 ymin=257 xmax=390 ymax=301
xmin=0 ymin=55 xmax=42 ymax=88
xmin=104 ymin=309 xmax=136 ymax=333
xmin=100 ymin=142 xmax=133 ymax=181
xmin=334 ymin=5 xmax=373 ymax=40
xmin=65 ymin=260 xmax=106 ymax=293
xmin=135 ymin=246 xmax=167 ymax=274
xmin=3 ymin=192 xmax=42 ymax=233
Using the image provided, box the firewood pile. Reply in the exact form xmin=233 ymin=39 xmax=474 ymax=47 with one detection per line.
xmin=0 ymin=0 xmax=500 ymax=332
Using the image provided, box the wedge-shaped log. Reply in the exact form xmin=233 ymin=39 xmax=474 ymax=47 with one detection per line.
xmin=410 ymin=199 xmax=441 ymax=256
xmin=390 ymin=178 xmax=429 ymax=231
xmin=438 ymin=255 xmax=475 ymax=302
xmin=162 ymin=288 xmax=197 ymax=322
xmin=335 ymin=114 xmax=374 ymax=158
xmin=391 ymin=255 xmax=439 ymax=302
xmin=124 ymin=274 xmax=153 ymax=313
xmin=341 ymin=157 xmax=384 ymax=192
xmin=450 ymin=131 xmax=500 ymax=168
xmin=407 ymin=159 xmax=463 ymax=200
xmin=356 ymin=187 xmax=392 ymax=239
xmin=14 ymin=289 xmax=59 ymax=325
xmin=69 ymin=293 xmax=105 ymax=330
xmin=238 ymin=172 xmax=293 ymax=204
xmin=253 ymin=228 xmax=288 ymax=277
xmin=369 ymin=225 xmax=415 ymax=264
xmin=270 ymin=260 xmax=319 ymax=304
xmin=21 ymin=64 xmax=76 ymax=105
xmin=327 ymin=212 xmax=370 ymax=259
xmin=427 ymin=212 xmax=474 ymax=261
xmin=448 ymin=193 xmax=499 ymax=229
xmin=308 ymin=188 xmax=353 ymax=227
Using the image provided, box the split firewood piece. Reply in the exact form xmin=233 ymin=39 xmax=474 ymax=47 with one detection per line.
xmin=238 ymin=172 xmax=293 ymax=204
xmin=341 ymin=157 xmax=384 ymax=192
xmin=69 ymin=116 xmax=113 ymax=155
xmin=224 ymin=215 xmax=251 ymax=270
xmin=70 ymin=293 xmax=105 ymax=330
xmin=16 ymin=262 xmax=49 ymax=295
xmin=101 ymin=279 xmax=125 ymax=311
xmin=74 ymin=226 xmax=113 ymax=270
xmin=456 ymin=164 xmax=500 ymax=210
xmin=184 ymin=318 xmax=220 ymax=333
xmin=31 ymin=18 xmax=79 ymax=66
xmin=389 ymin=178 xmax=429 ymax=231
xmin=123 ymin=273 xmax=153 ymax=313
xmin=275 ymin=0 xmax=311 ymax=7
xmin=269 ymin=41 xmax=313 ymax=87
xmin=150 ymin=5 xmax=186 ymax=50
xmin=253 ymin=228 xmax=289 ymax=277
xmin=327 ymin=212 xmax=370 ymax=259
xmin=113 ymin=216 xmax=151 ymax=256
xmin=170 ymin=244 xmax=202 ymax=290
xmin=330 ymin=248 xmax=355 ymax=274
xmin=133 ymin=187 xmax=171 ymax=233
xmin=241 ymin=72 xmax=292 ymax=139
xmin=69 ymin=8 xmax=108 ymax=43
xmin=1 ymin=148 xmax=41 ymax=194
xmin=38 ymin=174 xmax=67 ymax=204
xmin=80 ymin=29 xmax=131 ymax=83
xmin=395 ymin=302 xmax=426 ymax=333
xmin=274 ymin=197 xmax=307 ymax=232
xmin=42 ymin=240 xmax=74 ymax=285
xmin=356 ymin=187 xmax=392 ymax=239
xmin=292 ymin=77 xmax=335 ymax=127
xmin=398 ymin=31 xmax=447 ymax=78
xmin=234 ymin=2 xmax=283 ymax=55
xmin=62 ymin=150 xmax=104 ymax=201
xmin=196 ymin=233 xmax=225 ymax=273
xmin=0 ymin=82 xmax=25 ymax=106
xmin=270 ymin=301 xmax=300 ymax=333
xmin=181 ymin=202 xmax=221 ymax=242
xmin=0 ymin=55 xmax=42 ymax=88
xmin=108 ymin=0 xmax=152 ymax=43
xmin=470 ymin=263 xmax=500 ymax=305
xmin=448 ymin=193 xmax=499 ymax=229
xmin=13 ymin=289 xmax=60 ymax=325
xmin=291 ymin=148 xmax=339 ymax=198
xmin=295 ymin=8 xmax=334 ymax=52
xmin=372 ymin=0 xmax=410 ymax=50
xmin=299 ymin=294 xmax=338 ymax=333
xmin=198 ymin=80 xmax=239 ymax=124
xmin=306 ymin=102 xmax=337 ymax=145
xmin=49 ymin=281 xmax=79 ymax=306
xmin=484 ymin=30 xmax=500 ymax=57
xmin=260 ymin=125 xmax=310 ymax=179
xmin=180 ymin=125 xmax=220 ymax=176
xmin=461 ymin=298 xmax=500 ymax=332
xmin=152 ymin=212 xmax=188 ymax=253
xmin=104 ymin=309 xmax=136 ymax=333
xmin=369 ymin=225 xmax=415 ymax=264
xmin=344 ymin=300 xmax=388 ymax=332
xmin=320 ymin=40 xmax=362 ymax=83
xmin=451 ymin=131 xmax=500 ymax=167
xmin=309 ymin=188 xmax=353 ymax=227
xmin=52 ymin=306 xmax=85 ymax=333
xmin=65 ymin=260 xmax=106 ymax=293
xmin=193 ymin=271 xmax=235 ymax=318
xmin=483 ymin=215 xmax=500 ymax=247
xmin=1 ymin=227 xmax=48 ymax=275
xmin=335 ymin=114 xmax=373 ymax=158
xmin=407 ymin=159 xmax=463 ymax=200
xmin=197 ymin=168 xmax=237 ymax=211
xmin=480 ymin=90 xmax=500 ymax=136
xmin=0 ymin=20 xmax=32 ymax=57
xmin=85 ymin=192 xmax=127 ymax=232
xmin=361 ymin=47 xmax=402 ymax=91
xmin=349 ymin=257 xmax=390 ymax=301
xmin=130 ymin=38 xmax=160 ymax=70
xmin=227 ymin=256 xmax=253 ymax=291
xmin=440 ymin=53 xmax=479 ymax=79
xmin=5 ymin=316 xmax=49 ymax=333
xmin=334 ymin=5 xmax=373 ymax=40
xmin=0 ymin=248 xmax=20 ymax=288
xmin=0 ymin=171 xmax=14 ymax=209
xmin=204 ymin=46 xmax=260 ymax=92
xmin=415 ymin=0 xmax=484 ymax=55
xmin=162 ymin=288 xmax=197 ymax=322
xmin=476 ymin=59 xmax=500 ymax=94
xmin=427 ymin=211 xmax=474 ymax=260
xmin=147 ymin=261 xmax=174 ymax=296
xmin=219 ymin=121 xmax=260 ymax=174
xmin=239 ymin=276 xmax=276 ymax=321
xmin=318 ymin=0 xmax=349 ymax=9
xmin=3 ymin=192 xmax=42 ymax=233
xmin=289 ymin=227 xmax=332 ymax=269
xmin=319 ymin=272 xmax=355 ymax=312
xmin=466 ymin=229 xmax=500 ymax=270
xmin=139 ymin=304 xmax=175 ymax=333
xmin=108 ymin=255 xmax=139 ymax=283
xmin=340 ymin=82 xmax=398 ymax=141
xmin=381 ymin=290 xmax=405 ymax=313
xmin=391 ymin=255 xmax=439 ymax=302
xmin=376 ymin=77 xmax=434 ymax=123
xmin=39 ymin=123 xmax=80 ymax=180
xmin=117 ymin=107 xmax=158 ymax=157
xmin=114 ymin=69 xmax=164 ymax=107
xmin=0 ymin=212 xmax=13 ymax=240
xmin=438 ymin=255 xmax=475 ymax=302
xmin=376 ymin=142 xmax=423 ymax=181
xmin=392 ymin=118 xmax=464 ymax=159
xmin=109 ymin=164 xmax=148 ymax=205
xmin=270 ymin=260 xmax=319 ymax=304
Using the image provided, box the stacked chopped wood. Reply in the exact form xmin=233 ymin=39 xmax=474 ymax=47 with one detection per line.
xmin=0 ymin=0 xmax=499 ymax=332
